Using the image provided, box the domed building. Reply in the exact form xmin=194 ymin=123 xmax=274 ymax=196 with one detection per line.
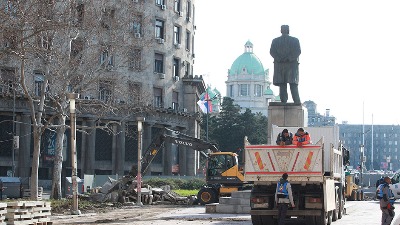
xmin=226 ymin=41 xmax=275 ymax=116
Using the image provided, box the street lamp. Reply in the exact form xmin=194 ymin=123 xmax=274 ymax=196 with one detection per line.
xmin=68 ymin=93 xmax=80 ymax=215
xmin=136 ymin=116 xmax=145 ymax=206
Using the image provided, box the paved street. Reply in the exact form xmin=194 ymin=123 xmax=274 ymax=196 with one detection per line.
xmin=51 ymin=200 xmax=400 ymax=225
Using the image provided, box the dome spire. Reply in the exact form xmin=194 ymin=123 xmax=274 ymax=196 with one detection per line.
xmin=244 ymin=40 xmax=253 ymax=53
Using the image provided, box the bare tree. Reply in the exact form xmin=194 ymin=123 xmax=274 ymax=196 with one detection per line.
xmin=1 ymin=0 xmax=155 ymax=200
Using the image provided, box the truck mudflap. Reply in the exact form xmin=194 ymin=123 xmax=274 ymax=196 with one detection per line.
xmin=245 ymin=145 xmax=323 ymax=182
xmin=251 ymin=209 xmax=322 ymax=216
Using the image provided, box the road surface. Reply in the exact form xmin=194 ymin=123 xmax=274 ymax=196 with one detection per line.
xmin=51 ymin=200 xmax=400 ymax=225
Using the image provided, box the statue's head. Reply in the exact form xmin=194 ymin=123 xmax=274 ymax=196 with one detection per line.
xmin=281 ymin=25 xmax=289 ymax=35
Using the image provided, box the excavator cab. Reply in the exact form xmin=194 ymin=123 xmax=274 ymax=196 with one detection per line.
xmin=206 ymin=152 xmax=244 ymax=184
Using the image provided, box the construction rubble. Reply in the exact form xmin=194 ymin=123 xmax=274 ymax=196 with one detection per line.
xmin=87 ymin=175 xmax=197 ymax=205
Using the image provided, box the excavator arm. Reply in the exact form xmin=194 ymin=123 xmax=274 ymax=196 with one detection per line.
xmin=141 ymin=128 xmax=219 ymax=175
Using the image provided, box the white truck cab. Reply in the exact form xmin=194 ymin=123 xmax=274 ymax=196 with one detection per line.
xmin=390 ymin=171 xmax=400 ymax=199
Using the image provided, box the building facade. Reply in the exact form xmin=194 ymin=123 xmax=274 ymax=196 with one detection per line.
xmin=0 ymin=0 xmax=205 ymax=179
xmin=225 ymin=41 xmax=275 ymax=116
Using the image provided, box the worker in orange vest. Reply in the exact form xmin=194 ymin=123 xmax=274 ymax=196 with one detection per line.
xmin=292 ymin=128 xmax=311 ymax=147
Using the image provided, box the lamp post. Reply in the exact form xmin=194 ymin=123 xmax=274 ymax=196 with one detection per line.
xmin=68 ymin=93 xmax=80 ymax=215
xmin=136 ymin=116 xmax=145 ymax=206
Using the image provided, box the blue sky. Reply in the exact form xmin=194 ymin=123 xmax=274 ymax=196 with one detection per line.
xmin=194 ymin=0 xmax=400 ymax=125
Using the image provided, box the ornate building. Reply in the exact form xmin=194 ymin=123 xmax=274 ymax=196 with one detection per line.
xmin=0 ymin=0 xmax=204 ymax=179
xmin=225 ymin=41 xmax=275 ymax=116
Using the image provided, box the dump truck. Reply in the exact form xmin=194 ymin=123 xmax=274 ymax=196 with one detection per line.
xmin=140 ymin=127 xmax=246 ymax=205
xmin=245 ymin=126 xmax=348 ymax=225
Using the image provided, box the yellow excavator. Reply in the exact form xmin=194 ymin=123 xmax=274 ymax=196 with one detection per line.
xmin=140 ymin=128 xmax=246 ymax=205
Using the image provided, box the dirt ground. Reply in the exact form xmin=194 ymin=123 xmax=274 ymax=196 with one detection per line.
xmin=51 ymin=204 xmax=201 ymax=225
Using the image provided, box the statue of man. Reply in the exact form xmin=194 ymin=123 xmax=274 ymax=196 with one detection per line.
xmin=270 ymin=25 xmax=301 ymax=104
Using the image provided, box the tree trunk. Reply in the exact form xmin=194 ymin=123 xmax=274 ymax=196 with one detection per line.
xmin=51 ymin=116 xmax=66 ymax=199
xmin=30 ymin=129 xmax=41 ymax=200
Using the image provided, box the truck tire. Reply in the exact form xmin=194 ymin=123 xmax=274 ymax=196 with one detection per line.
xmin=332 ymin=194 xmax=339 ymax=221
xmin=338 ymin=199 xmax=344 ymax=219
xmin=317 ymin=211 xmax=332 ymax=225
xmin=197 ymin=188 xmax=217 ymax=205
xmin=251 ymin=215 xmax=275 ymax=225
xmin=327 ymin=211 xmax=332 ymax=225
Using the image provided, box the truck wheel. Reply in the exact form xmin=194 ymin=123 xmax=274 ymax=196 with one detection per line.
xmin=318 ymin=211 xmax=332 ymax=225
xmin=327 ymin=211 xmax=332 ymax=225
xmin=251 ymin=215 xmax=275 ymax=225
xmin=197 ymin=188 xmax=217 ymax=205
xmin=338 ymin=199 xmax=344 ymax=219
xmin=251 ymin=215 xmax=262 ymax=225
xmin=332 ymin=195 xmax=339 ymax=221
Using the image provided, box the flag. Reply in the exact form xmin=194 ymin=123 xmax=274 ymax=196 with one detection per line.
xmin=197 ymin=91 xmax=213 ymax=113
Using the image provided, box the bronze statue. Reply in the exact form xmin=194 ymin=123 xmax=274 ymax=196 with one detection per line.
xmin=270 ymin=25 xmax=301 ymax=104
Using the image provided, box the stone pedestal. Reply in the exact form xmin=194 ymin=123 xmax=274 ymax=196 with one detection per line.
xmin=267 ymin=102 xmax=308 ymax=144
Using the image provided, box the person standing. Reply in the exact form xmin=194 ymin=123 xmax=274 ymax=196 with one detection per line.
xmin=292 ymin=128 xmax=311 ymax=147
xmin=275 ymin=173 xmax=295 ymax=225
xmin=276 ymin=129 xmax=293 ymax=146
xmin=270 ymin=25 xmax=302 ymax=104
xmin=380 ymin=176 xmax=395 ymax=225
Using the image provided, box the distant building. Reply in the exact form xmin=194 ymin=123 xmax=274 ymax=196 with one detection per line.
xmin=304 ymin=100 xmax=336 ymax=126
xmin=225 ymin=41 xmax=275 ymax=116
xmin=339 ymin=124 xmax=400 ymax=172
xmin=303 ymin=100 xmax=400 ymax=171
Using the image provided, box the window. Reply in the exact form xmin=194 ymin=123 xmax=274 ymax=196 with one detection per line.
xmin=173 ymin=58 xmax=179 ymax=77
xmin=3 ymin=29 xmax=17 ymax=49
xmin=174 ymin=0 xmax=181 ymax=12
xmin=100 ymin=49 xmax=114 ymax=66
xmin=132 ymin=15 xmax=142 ymax=35
xmin=186 ymin=31 xmax=190 ymax=50
xmin=186 ymin=1 xmax=191 ymax=21
xmin=254 ymin=84 xmax=263 ymax=97
xmin=240 ymin=84 xmax=249 ymax=96
xmin=0 ymin=68 xmax=15 ymax=94
xmin=101 ymin=8 xmax=115 ymax=29
xmin=155 ymin=19 xmax=164 ymax=39
xmin=128 ymin=82 xmax=141 ymax=105
xmin=229 ymin=85 xmax=234 ymax=97
xmin=185 ymin=62 xmax=190 ymax=76
xmin=99 ymin=80 xmax=113 ymax=102
xmin=37 ymin=32 xmax=53 ymax=50
xmin=153 ymin=87 xmax=163 ymax=108
xmin=3 ymin=0 xmax=17 ymax=16
xmin=76 ymin=4 xmax=84 ymax=25
xmin=131 ymin=48 xmax=142 ymax=71
xmin=155 ymin=0 xmax=165 ymax=5
xmin=172 ymin=91 xmax=179 ymax=110
xmin=154 ymin=53 xmax=164 ymax=73
xmin=173 ymin=25 xmax=180 ymax=44
xmin=34 ymin=72 xmax=44 ymax=96
xmin=70 ymin=38 xmax=83 ymax=60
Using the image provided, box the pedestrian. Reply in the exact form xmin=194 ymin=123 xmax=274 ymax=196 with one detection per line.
xmin=270 ymin=25 xmax=302 ymax=104
xmin=276 ymin=129 xmax=293 ymax=146
xmin=292 ymin=128 xmax=311 ymax=147
xmin=275 ymin=173 xmax=295 ymax=225
xmin=379 ymin=176 xmax=395 ymax=225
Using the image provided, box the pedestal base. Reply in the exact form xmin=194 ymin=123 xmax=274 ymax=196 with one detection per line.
xmin=267 ymin=103 xmax=308 ymax=144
